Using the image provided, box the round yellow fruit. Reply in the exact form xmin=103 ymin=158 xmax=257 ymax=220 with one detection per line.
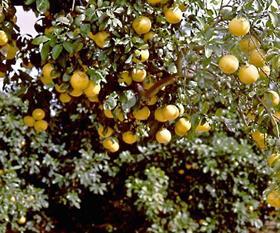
xmin=118 ymin=71 xmax=132 ymax=86
xmin=133 ymin=106 xmax=150 ymax=120
xmin=133 ymin=49 xmax=149 ymax=63
xmin=34 ymin=120 xmax=48 ymax=133
xmin=42 ymin=63 xmax=54 ymax=79
xmin=0 ymin=30 xmax=8 ymax=46
xmin=132 ymin=69 xmax=147 ymax=82
xmin=18 ymin=216 xmax=27 ymax=225
xmin=69 ymin=89 xmax=83 ymax=97
xmin=88 ymin=95 xmax=99 ymax=102
xmin=175 ymin=118 xmax=191 ymax=136
xmin=143 ymin=31 xmax=155 ymax=41
xmin=104 ymin=109 xmax=114 ymax=118
xmin=23 ymin=116 xmax=35 ymax=127
xmin=251 ymin=131 xmax=266 ymax=149
xmin=228 ymin=17 xmax=250 ymax=36
xmin=147 ymin=0 xmax=161 ymax=5
xmin=263 ymin=90 xmax=279 ymax=106
xmin=249 ymin=49 xmax=266 ymax=67
xmin=239 ymin=36 xmax=260 ymax=53
xmin=70 ymin=71 xmax=90 ymax=91
xmin=156 ymin=128 xmax=172 ymax=144
xmin=162 ymin=105 xmax=179 ymax=121
xmin=84 ymin=80 xmax=101 ymax=97
xmin=122 ymin=131 xmax=138 ymax=144
xmin=218 ymin=55 xmax=239 ymax=74
xmin=59 ymin=93 xmax=71 ymax=103
xmin=40 ymin=75 xmax=53 ymax=85
xmin=146 ymin=95 xmax=158 ymax=105
xmin=55 ymin=84 xmax=67 ymax=93
xmin=164 ymin=7 xmax=183 ymax=24
xmin=267 ymin=190 xmax=280 ymax=208
xmin=132 ymin=16 xmax=152 ymax=35
xmin=0 ymin=71 xmax=5 ymax=78
xmin=3 ymin=44 xmax=17 ymax=60
xmin=98 ymin=125 xmax=114 ymax=138
xmin=195 ymin=122 xmax=211 ymax=133
xmin=267 ymin=153 xmax=280 ymax=167
xmin=89 ymin=31 xmax=110 ymax=48
xmin=32 ymin=108 xmax=45 ymax=120
xmin=102 ymin=138 xmax=119 ymax=153
xmin=238 ymin=64 xmax=259 ymax=85
xmin=154 ymin=108 xmax=167 ymax=122
xmin=259 ymin=65 xmax=270 ymax=78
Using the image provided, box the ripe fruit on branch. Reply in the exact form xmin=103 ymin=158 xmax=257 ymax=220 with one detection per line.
xmin=59 ymin=93 xmax=71 ymax=103
xmin=122 ymin=131 xmax=138 ymax=144
xmin=132 ymin=69 xmax=147 ymax=82
xmin=32 ymin=108 xmax=45 ymax=120
xmin=164 ymin=7 xmax=183 ymax=24
xmin=219 ymin=55 xmax=239 ymax=74
xmin=248 ymin=49 xmax=266 ymax=67
xmin=70 ymin=71 xmax=90 ymax=91
xmin=102 ymin=138 xmax=119 ymax=153
xmin=238 ymin=64 xmax=259 ymax=84
xmin=263 ymin=90 xmax=279 ymax=106
xmin=251 ymin=131 xmax=266 ymax=149
xmin=156 ymin=128 xmax=172 ymax=144
xmin=133 ymin=49 xmax=149 ymax=63
xmin=175 ymin=118 xmax=191 ymax=136
xmin=259 ymin=65 xmax=270 ymax=78
xmin=23 ymin=116 xmax=35 ymax=127
xmin=239 ymin=36 xmax=260 ymax=53
xmin=18 ymin=216 xmax=26 ymax=225
xmin=162 ymin=105 xmax=179 ymax=121
xmin=267 ymin=153 xmax=280 ymax=167
xmin=132 ymin=16 xmax=152 ymax=35
xmin=133 ymin=106 xmax=150 ymax=121
xmin=98 ymin=125 xmax=114 ymax=138
xmin=84 ymin=80 xmax=101 ymax=97
xmin=195 ymin=122 xmax=211 ymax=133
xmin=34 ymin=120 xmax=48 ymax=133
xmin=267 ymin=190 xmax=280 ymax=208
xmin=69 ymin=89 xmax=83 ymax=97
xmin=42 ymin=63 xmax=55 ymax=79
xmin=89 ymin=31 xmax=110 ymax=48
xmin=147 ymin=0 xmax=161 ymax=5
xmin=154 ymin=108 xmax=167 ymax=122
xmin=0 ymin=30 xmax=8 ymax=46
xmin=228 ymin=17 xmax=250 ymax=36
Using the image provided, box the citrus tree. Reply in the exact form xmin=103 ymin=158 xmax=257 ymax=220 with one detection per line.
xmin=0 ymin=0 xmax=280 ymax=232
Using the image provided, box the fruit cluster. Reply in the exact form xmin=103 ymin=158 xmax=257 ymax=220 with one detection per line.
xmin=23 ymin=108 xmax=48 ymax=133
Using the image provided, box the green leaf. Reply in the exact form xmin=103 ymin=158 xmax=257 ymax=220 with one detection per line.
xmin=63 ymin=41 xmax=74 ymax=54
xmin=25 ymin=0 xmax=36 ymax=5
xmin=32 ymin=36 xmax=50 ymax=45
xmin=269 ymin=12 xmax=279 ymax=28
xmin=52 ymin=44 xmax=63 ymax=60
xmin=80 ymin=24 xmax=91 ymax=37
xmin=41 ymin=42 xmax=50 ymax=62
xmin=36 ymin=0 xmax=50 ymax=13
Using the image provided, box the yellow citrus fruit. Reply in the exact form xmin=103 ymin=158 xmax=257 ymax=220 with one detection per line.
xmin=175 ymin=118 xmax=191 ymax=136
xmin=147 ymin=0 xmax=161 ymax=5
xmin=89 ymin=31 xmax=110 ymax=48
xmin=228 ymin=17 xmax=250 ymax=36
xmin=0 ymin=30 xmax=8 ymax=46
xmin=34 ymin=120 xmax=48 ymax=133
xmin=239 ymin=36 xmax=260 ymax=53
xmin=259 ymin=65 xmax=270 ymax=78
xmin=195 ymin=122 xmax=211 ymax=133
xmin=88 ymin=95 xmax=99 ymax=102
xmin=84 ymin=80 xmax=101 ymax=97
xmin=164 ymin=7 xmax=183 ymax=24
xmin=154 ymin=108 xmax=167 ymax=122
xmin=133 ymin=49 xmax=149 ymax=63
xmin=132 ymin=16 xmax=152 ymax=35
xmin=122 ymin=131 xmax=138 ymax=144
xmin=218 ymin=55 xmax=239 ymax=74
xmin=249 ymin=49 xmax=266 ymax=67
xmin=143 ymin=31 xmax=155 ymax=41
xmin=146 ymin=95 xmax=158 ymax=105
xmin=55 ymin=84 xmax=67 ymax=93
xmin=133 ymin=106 xmax=150 ymax=120
xmin=3 ymin=44 xmax=17 ymax=60
xmin=69 ymin=89 xmax=83 ymax=97
xmin=267 ymin=190 xmax=280 ymax=208
xmin=178 ymin=169 xmax=185 ymax=175
xmin=263 ymin=90 xmax=279 ymax=106
xmin=0 ymin=71 xmax=5 ymax=78
xmin=98 ymin=125 xmax=114 ymax=138
xmin=132 ymin=69 xmax=147 ymax=82
xmin=156 ymin=128 xmax=172 ymax=144
xmin=42 ymin=63 xmax=55 ymax=79
xmin=102 ymin=138 xmax=119 ymax=153
xmin=32 ymin=108 xmax=45 ymax=120
xmin=70 ymin=71 xmax=90 ymax=90
xmin=118 ymin=71 xmax=132 ymax=86
xmin=40 ymin=75 xmax=53 ymax=85
xmin=18 ymin=216 xmax=27 ymax=225
xmin=162 ymin=105 xmax=179 ymax=121
xmin=104 ymin=109 xmax=114 ymax=118
xmin=59 ymin=93 xmax=71 ymax=103
xmin=267 ymin=153 xmax=280 ymax=167
xmin=238 ymin=64 xmax=259 ymax=84
xmin=251 ymin=131 xmax=266 ymax=149
xmin=23 ymin=116 xmax=35 ymax=127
